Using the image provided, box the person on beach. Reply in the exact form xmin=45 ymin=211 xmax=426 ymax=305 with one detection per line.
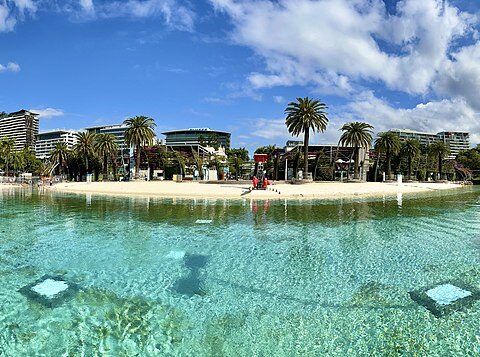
xmin=252 ymin=176 xmax=259 ymax=189
xmin=263 ymin=175 xmax=269 ymax=189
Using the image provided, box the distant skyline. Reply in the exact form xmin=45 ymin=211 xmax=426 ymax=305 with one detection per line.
xmin=1 ymin=0 xmax=480 ymax=153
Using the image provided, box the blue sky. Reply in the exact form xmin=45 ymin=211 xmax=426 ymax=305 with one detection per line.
xmin=1 ymin=0 xmax=480 ymax=153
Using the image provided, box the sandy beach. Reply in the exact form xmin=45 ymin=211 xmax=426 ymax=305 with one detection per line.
xmin=45 ymin=180 xmax=467 ymax=200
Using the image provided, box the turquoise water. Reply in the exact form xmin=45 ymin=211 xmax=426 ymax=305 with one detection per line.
xmin=1 ymin=187 xmax=480 ymax=356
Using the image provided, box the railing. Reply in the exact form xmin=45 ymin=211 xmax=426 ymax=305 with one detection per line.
xmin=0 ymin=176 xmax=65 ymax=185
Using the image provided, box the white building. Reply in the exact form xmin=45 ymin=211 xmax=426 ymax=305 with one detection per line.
xmin=35 ymin=130 xmax=78 ymax=159
xmin=0 ymin=110 xmax=39 ymax=151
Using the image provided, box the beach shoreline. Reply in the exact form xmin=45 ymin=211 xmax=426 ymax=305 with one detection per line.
xmin=43 ymin=180 xmax=467 ymax=200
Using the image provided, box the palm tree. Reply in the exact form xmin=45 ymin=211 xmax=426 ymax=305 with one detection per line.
xmin=11 ymin=152 xmax=25 ymax=173
xmin=285 ymin=97 xmax=328 ymax=178
xmin=74 ymin=132 xmax=96 ymax=176
xmin=338 ymin=122 xmax=374 ymax=180
xmin=374 ymin=132 xmax=401 ymax=180
xmin=0 ymin=137 xmax=15 ymax=176
xmin=429 ymin=141 xmax=450 ymax=180
xmin=50 ymin=142 xmax=70 ymax=176
xmin=94 ymin=134 xmax=118 ymax=179
xmin=401 ymin=139 xmax=420 ymax=180
xmin=124 ymin=116 xmax=156 ymax=179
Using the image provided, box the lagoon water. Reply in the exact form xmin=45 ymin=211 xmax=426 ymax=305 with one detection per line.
xmin=1 ymin=187 xmax=480 ymax=355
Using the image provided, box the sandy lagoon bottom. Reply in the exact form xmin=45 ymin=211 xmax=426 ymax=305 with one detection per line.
xmin=0 ymin=187 xmax=479 ymax=355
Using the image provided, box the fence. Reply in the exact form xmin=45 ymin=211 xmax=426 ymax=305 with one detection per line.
xmin=0 ymin=176 xmax=65 ymax=185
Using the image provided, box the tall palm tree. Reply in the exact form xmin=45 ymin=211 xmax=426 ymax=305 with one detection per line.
xmin=123 ymin=116 xmax=156 ymax=178
xmin=0 ymin=137 xmax=15 ymax=176
xmin=429 ymin=141 xmax=450 ymax=180
xmin=401 ymin=139 xmax=420 ymax=180
xmin=338 ymin=122 xmax=374 ymax=180
xmin=285 ymin=97 xmax=328 ymax=178
xmin=374 ymin=132 xmax=401 ymax=180
xmin=50 ymin=142 xmax=70 ymax=176
xmin=11 ymin=152 xmax=25 ymax=173
xmin=74 ymin=132 xmax=96 ymax=175
xmin=94 ymin=134 xmax=118 ymax=179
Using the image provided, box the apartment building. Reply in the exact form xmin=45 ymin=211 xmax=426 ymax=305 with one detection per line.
xmin=0 ymin=110 xmax=39 ymax=151
xmin=389 ymin=129 xmax=470 ymax=159
xmin=35 ymin=130 xmax=78 ymax=159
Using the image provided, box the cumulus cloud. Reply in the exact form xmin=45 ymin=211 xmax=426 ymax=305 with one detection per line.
xmin=211 ymin=0 xmax=478 ymax=98
xmin=339 ymin=91 xmax=480 ymax=144
xmin=0 ymin=62 xmax=21 ymax=73
xmin=0 ymin=0 xmax=37 ymax=32
xmin=435 ymin=42 xmax=480 ymax=110
xmin=30 ymin=108 xmax=65 ymax=119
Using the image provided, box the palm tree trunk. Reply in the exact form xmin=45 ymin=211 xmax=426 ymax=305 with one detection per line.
xmin=387 ymin=149 xmax=391 ymax=180
xmin=303 ymin=130 xmax=309 ymax=177
xmin=408 ymin=157 xmax=412 ymax=179
xmin=374 ymin=152 xmax=380 ymax=182
xmin=354 ymin=146 xmax=359 ymax=180
xmin=104 ymin=154 xmax=108 ymax=179
xmin=135 ymin=144 xmax=141 ymax=179
xmin=438 ymin=154 xmax=442 ymax=180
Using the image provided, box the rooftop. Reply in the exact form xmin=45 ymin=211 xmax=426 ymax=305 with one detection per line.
xmin=162 ymin=128 xmax=230 ymax=135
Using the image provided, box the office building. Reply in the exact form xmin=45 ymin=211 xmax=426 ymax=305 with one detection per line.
xmin=85 ymin=124 xmax=129 ymax=152
xmin=35 ymin=130 xmax=78 ymax=159
xmin=162 ymin=128 xmax=231 ymax=151
xmin=0 ymin=109 xmax=39 ymax=151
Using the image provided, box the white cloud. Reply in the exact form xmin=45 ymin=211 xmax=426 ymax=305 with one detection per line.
xmin=211 ymin=0 xmax=477 ymax=98
xmin=0 ymin=62 xmax=21 ymax=73
xmin=78 ymin=0 xmax=94 ymax=15
xmin=30 ymin=108 xmax=65 ymax=119
xmin=249 ymin=91 xmax=480 ymax=146
xmin=273 ymin=95 xmax=285 ymax=104
xmin=94 ymin=0 xmax=195 ymax=31
xmin=0 ymin=0 xmax=37 ymax=32
xmin=339 ymin=91 xmax=480 ymax=144
xmin=251 ymin=118 xmax=290 ymax=140
xmin=435 ymin=42 xmax=480 ymax=110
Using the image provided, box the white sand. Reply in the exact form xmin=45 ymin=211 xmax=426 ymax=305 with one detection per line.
xmin=48 ymin=180 xmax=466 ymax=200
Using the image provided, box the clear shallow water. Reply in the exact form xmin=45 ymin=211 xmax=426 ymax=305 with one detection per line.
xmin=0 ymin=187 xmax=480 ymax=356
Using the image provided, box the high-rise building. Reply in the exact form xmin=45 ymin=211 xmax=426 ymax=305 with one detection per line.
xmin=388 ymin=129 xmax=438 ymax=147
xmin=0 ymin=110 xmax=39 ymax=151
xmin=35 ymin=130 xmax=78 ymax=159
xmin=437 ymin=132 xmax=470 ymax=159
xmin=389 ymin=129 xmax=470 ymax=160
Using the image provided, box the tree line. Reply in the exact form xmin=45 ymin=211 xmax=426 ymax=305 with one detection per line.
xmin=253 ymin=96 xmax=459 ymax=181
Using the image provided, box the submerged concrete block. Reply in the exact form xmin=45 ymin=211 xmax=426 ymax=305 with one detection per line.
xmin=409 ymin=281 xmax=480 ymax=317
xmin=195 ymin=219 xmax=212 ymax=224
xmin=19 ymin=275 xmax=79 ymax=308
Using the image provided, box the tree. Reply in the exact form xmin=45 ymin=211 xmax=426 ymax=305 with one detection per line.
xmin=338 ymin=122 xmax=374 ymax=180
xmin=124 ymin=116 xmax=156 ymax=179
xmin=74 ymin=132 xmax=96 ymax=176
xmin=227 ymin=148 xmax=249 ymax=180
xmin=401 ymin=139 xmax=420 ymax=179
xmin=456 ymin=146 xmax=480 ymax=172
xmin=374 ymin=132 xmax=401 ymax=180
xmin=285 ymin=97 xmax=328 ymax=178
xmin=255 ymin=145 xmax=277 ymax=178
xmin=0 ymin=137 xmax=15 ymax=176
xmin=94 ymin=134 xmax=118 ymax=179
xmin=429 ymin=141 xmax=450 ymax=180
xmin=50 ymin=142 xmax=70 ymax=176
